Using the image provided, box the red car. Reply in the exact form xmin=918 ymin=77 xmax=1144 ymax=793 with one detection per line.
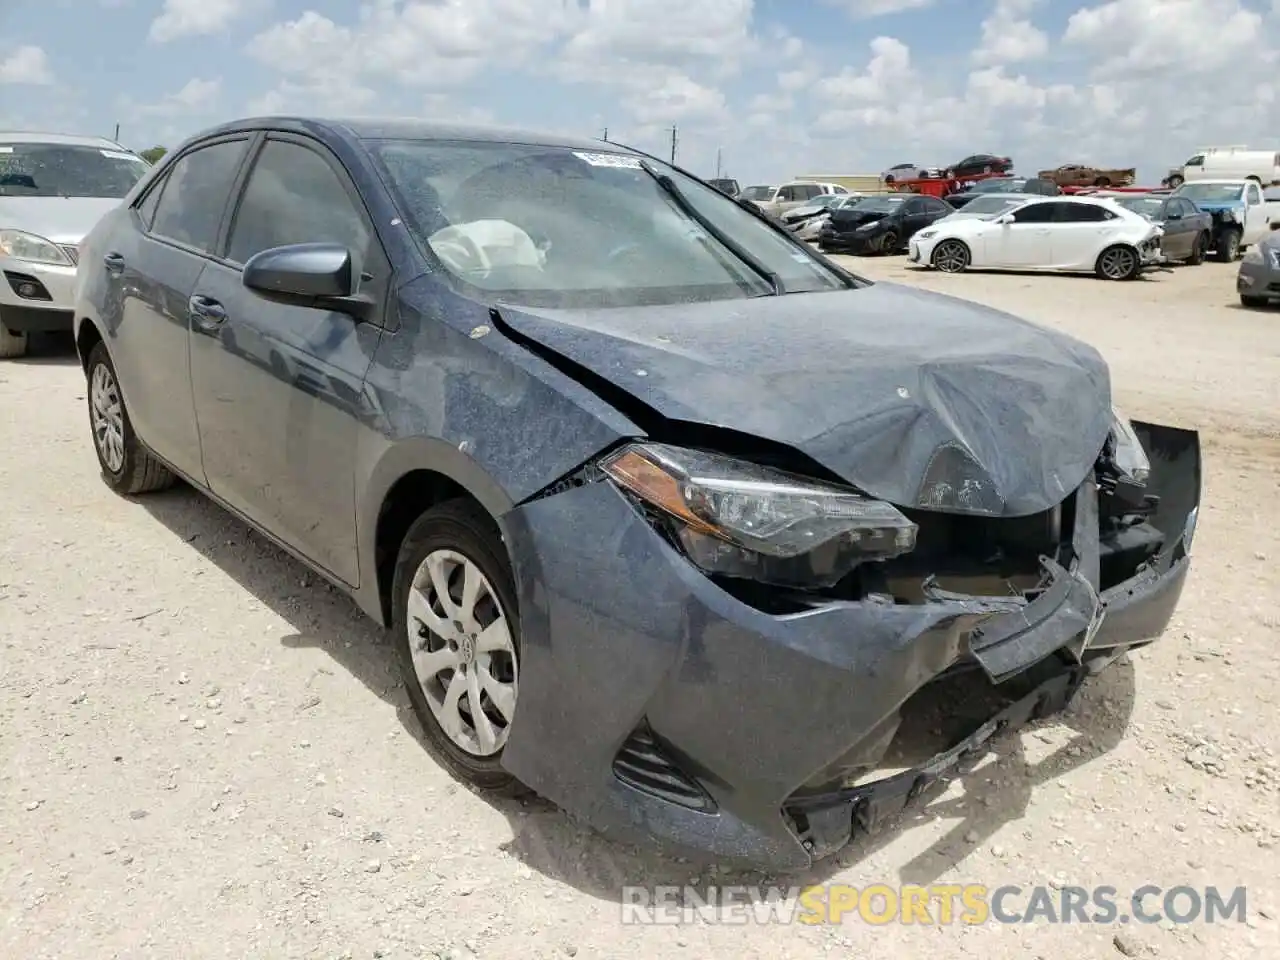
xmin=945 ymin=154 xmax=1013 ymax=179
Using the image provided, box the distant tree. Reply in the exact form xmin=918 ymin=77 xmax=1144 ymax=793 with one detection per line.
xmin=139 ymin=145 xmax=168 ymax=164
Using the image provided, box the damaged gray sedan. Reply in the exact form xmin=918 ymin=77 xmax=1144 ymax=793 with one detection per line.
xmin=74 ymin=118 xmax=1201 ymax=871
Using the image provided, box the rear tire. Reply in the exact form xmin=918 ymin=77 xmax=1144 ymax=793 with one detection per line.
xmin=1167 ymin=174 xmax=1184 ymax=188
xmin=1094 ymin=176 xmax=1111 ymax=187
xmin=85 ymin=342 xmax=175 ymax=495
xmin=1214 ymin=229 xmax=1240 ymax=262
xmin=391 ymin=500 xmax=527 ymax=796
xmin=1095 ymin=244 xmax=1140 ymax=281
xmin=0 ymin=323 xmax=28 ymax=359
xmin=1186 ymin=232 xmax=1207 ymax=265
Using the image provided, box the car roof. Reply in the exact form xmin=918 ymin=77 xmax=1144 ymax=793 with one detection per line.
xmin=192 ymin=116 xmax=615 ymax=153
xmin=0 ymin=130 xmax=126 ymax=148
xmin=1180 ymin=179 xmax=1248 ymax=185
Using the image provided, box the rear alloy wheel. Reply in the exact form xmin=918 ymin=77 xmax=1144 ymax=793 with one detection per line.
xmin=1186 ymin=232 xmax=1207 ymax=265
xmin=1096 ymin=244 xmax=1140 ymax=281
xmin=0 ymin=323 xmax=27 ymax=359
xmin=931 ymin=239 xmax=970 ymax=273
xmin=392 ymin=500 xmax=524 ymax=793
xmin=1215 ymin=229 xmax=1241 ymax=263
xmin=86 ymin=342 xmax=175 ymax=494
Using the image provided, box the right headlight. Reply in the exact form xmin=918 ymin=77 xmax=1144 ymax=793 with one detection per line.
xmin=1242 ymin=246 xmax=1264 ymax=264
xmin=1108 ymin=407 xmax=1150 ymax=484
xmin=600 ymin=442 xmax=917 ymax=588
xmin=0 ymin=229 xmax=73 ymax=266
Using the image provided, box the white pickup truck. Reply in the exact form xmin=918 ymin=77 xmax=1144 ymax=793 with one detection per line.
xmin=1171 ymin=179 xmax=1273 ymax=260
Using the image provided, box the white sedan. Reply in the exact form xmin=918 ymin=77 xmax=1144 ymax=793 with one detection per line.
xmin=907 ymin=196 xmax=1165 ymax=280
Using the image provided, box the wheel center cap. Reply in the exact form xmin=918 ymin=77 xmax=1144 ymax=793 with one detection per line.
xmin=460 ymin=636 xmax=476 ymax=664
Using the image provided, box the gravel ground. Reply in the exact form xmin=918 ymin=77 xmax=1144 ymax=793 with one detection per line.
xmin=2 ymin=257 xmax=1278 ymax=959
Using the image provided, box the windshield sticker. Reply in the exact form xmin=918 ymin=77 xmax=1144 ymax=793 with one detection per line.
xmin=0 ymin=146 xmax=12 ymax=153
xmin=100 ymin=149 xmax=139 ymax=161
xmin=573 ymin=151 xmax=643 ymax=169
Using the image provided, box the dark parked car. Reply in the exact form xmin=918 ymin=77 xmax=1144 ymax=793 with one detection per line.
xmin=945 ymin=176 xmax=1058 ymax=209
xmin=74 ymin=116 xmax=1202 ymax=871
xmin=819 ymin=193 xmax=953 ymax=254
xmin=1109 ymin=193 xmax=1212 ymax=263
xmin=946 ymin=153 xmax=1014 ymax=179
xmin=706 ymin=177 xmax=739 ymax=197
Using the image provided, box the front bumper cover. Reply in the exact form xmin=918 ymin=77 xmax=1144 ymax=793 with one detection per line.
xmin=498 ymin=422 xmax=1200 ymax=870
xmin=1 ymin=256 xmax=78 ymax=332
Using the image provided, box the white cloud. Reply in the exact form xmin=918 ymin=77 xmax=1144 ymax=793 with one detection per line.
xmin=0 ymin=45 xmax=54 ymax=85
xmin=822 ymin=0 xmax=935 ymax=17
xmin=132 ymin=77 xmax=222 ymax=117
xmin=972 ymin=0 xmax=1049 ymax=65
xmin=149 ymin=0 xmax=254 ymax=42
xmin=1065 ymin=0 xmax=1264 ymax=78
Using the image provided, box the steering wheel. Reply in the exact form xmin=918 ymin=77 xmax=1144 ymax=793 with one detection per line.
xmin=433 ymin=232 xmax=492 ymax=278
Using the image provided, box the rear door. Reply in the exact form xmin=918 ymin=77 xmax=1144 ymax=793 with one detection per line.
xmin=187 ymin=134 xmax=388 ymax=584
xmin=106 ymin=136 xmax=250 ymax=481
xmin=1048 ymin=202 xmax=1117 ymax=267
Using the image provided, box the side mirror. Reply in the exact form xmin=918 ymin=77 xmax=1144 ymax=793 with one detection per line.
xmin=242 ymin=243 xmax=372 ymax=319
xmin=996 ymin=213 xmax=1014 ymax=225
xmin=1166 ymin=211 xmax=1182 ymax=220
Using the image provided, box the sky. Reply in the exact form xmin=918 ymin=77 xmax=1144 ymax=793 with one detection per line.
xmin=2 ymin=0 xmax=1278 ymax=185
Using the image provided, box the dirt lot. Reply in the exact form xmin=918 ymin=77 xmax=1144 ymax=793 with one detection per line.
xmin=3 ymin=258 xmax=1278 ymax=959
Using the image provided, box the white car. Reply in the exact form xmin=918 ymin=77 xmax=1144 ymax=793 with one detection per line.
xmin=746 ymin=180 xmax=849 ymax=217
xmin=907 ymin=196 xmax=1165 ymax=280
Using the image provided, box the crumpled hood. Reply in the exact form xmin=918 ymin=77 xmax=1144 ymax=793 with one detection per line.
xmin=497 ymin=283 xmax=1113 ymax=516
xmin=0 ymin=197 xmax=121 ymax=244
xmin=830 ymin=210 xmax=890 ymax=227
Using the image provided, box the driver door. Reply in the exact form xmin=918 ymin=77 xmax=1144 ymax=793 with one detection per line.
xmin=188 ymin=134 xmax=389 ymax=584
xmin=988 ymin=201 xmax=1055 ymax=266
xmin=1244 ymin=181 xmax=1267 ymax=243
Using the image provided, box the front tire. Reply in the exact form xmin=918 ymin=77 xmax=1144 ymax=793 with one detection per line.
xmin=0 ymin=323 xmax=27 ymax=359
xmin=1167 ymin=174 xmax=1184 ymax=188
xmin=1215 ymin=228 xmax=1241 ymax=262
xmin=878 ymin=230 xmax=900 ymax=254
xmin=1095 ymin=244 xmax=1140 ymax=281
xmin=391 ymin=500 xmax=524 ymax=794
xmin=931 ymin=239 xmax=970 ymax=273
xmin=1240 ymin=294 xmax=1268 ymax=308
xmin=85 ymin=342 xmax=175 ymax=494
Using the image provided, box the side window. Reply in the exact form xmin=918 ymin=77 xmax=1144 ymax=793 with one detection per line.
xmin=149 ymin=140 xmax=249 ymax=253
xmin=1246 ymin=183 xmax=1262 ymax=205
xmin=801 ymin=184 xmax=822 ymax=200
xmin=135 ymin=172 xmax=168 ymax=230
xmin=1012 ymin=202 xmax=1054 ymax=223
xmin=902 ymin=198 xmax=924 ymax=214
xmin=226 ymin=139 xmax=371 ymax=267
xmin=1057 ymin=204 xmax=1111 ymax=223
xmin=1175 ymin=199 xmax=1195 ymax=217
xmin=777 ymin=185 xmax=797 ymax=201
xmin=1185 ymin=155 xmax=1204 ymax=166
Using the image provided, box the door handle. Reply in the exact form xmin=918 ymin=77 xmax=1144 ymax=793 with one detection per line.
xmin=188 ymin=295 xmax=227 ymax=331
xmin=103 ymin=252 xmax=126 ymax=275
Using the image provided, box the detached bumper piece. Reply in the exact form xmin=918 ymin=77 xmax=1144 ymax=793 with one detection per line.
xmin=786 ymin=663 xmax=1088 ymax=858
xmin=499 ymin=423 xmax=1201 ymax=871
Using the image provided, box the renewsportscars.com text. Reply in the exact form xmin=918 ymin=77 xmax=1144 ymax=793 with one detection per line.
xmin=620 ymin=883 xmax=1248 ymax=926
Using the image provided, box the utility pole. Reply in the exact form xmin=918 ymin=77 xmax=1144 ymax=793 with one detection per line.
xmin=602 ymin=127 xmax=608 ymax=142
xmin=113 ymin=123 xmax=120 ymax=142
xmin=715 ymin=147 xmax=722 ymax=179
xmin=669 ymin=125 xmax=678 ymax=165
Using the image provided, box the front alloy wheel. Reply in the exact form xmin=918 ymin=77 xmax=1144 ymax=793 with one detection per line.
xmin=931 ymin=239 xmax=970 ymax=273
xmin=392 ymin=500 xmax=524 ymax=792
xmin=408 ymin=549 xmax=517 ymax=757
